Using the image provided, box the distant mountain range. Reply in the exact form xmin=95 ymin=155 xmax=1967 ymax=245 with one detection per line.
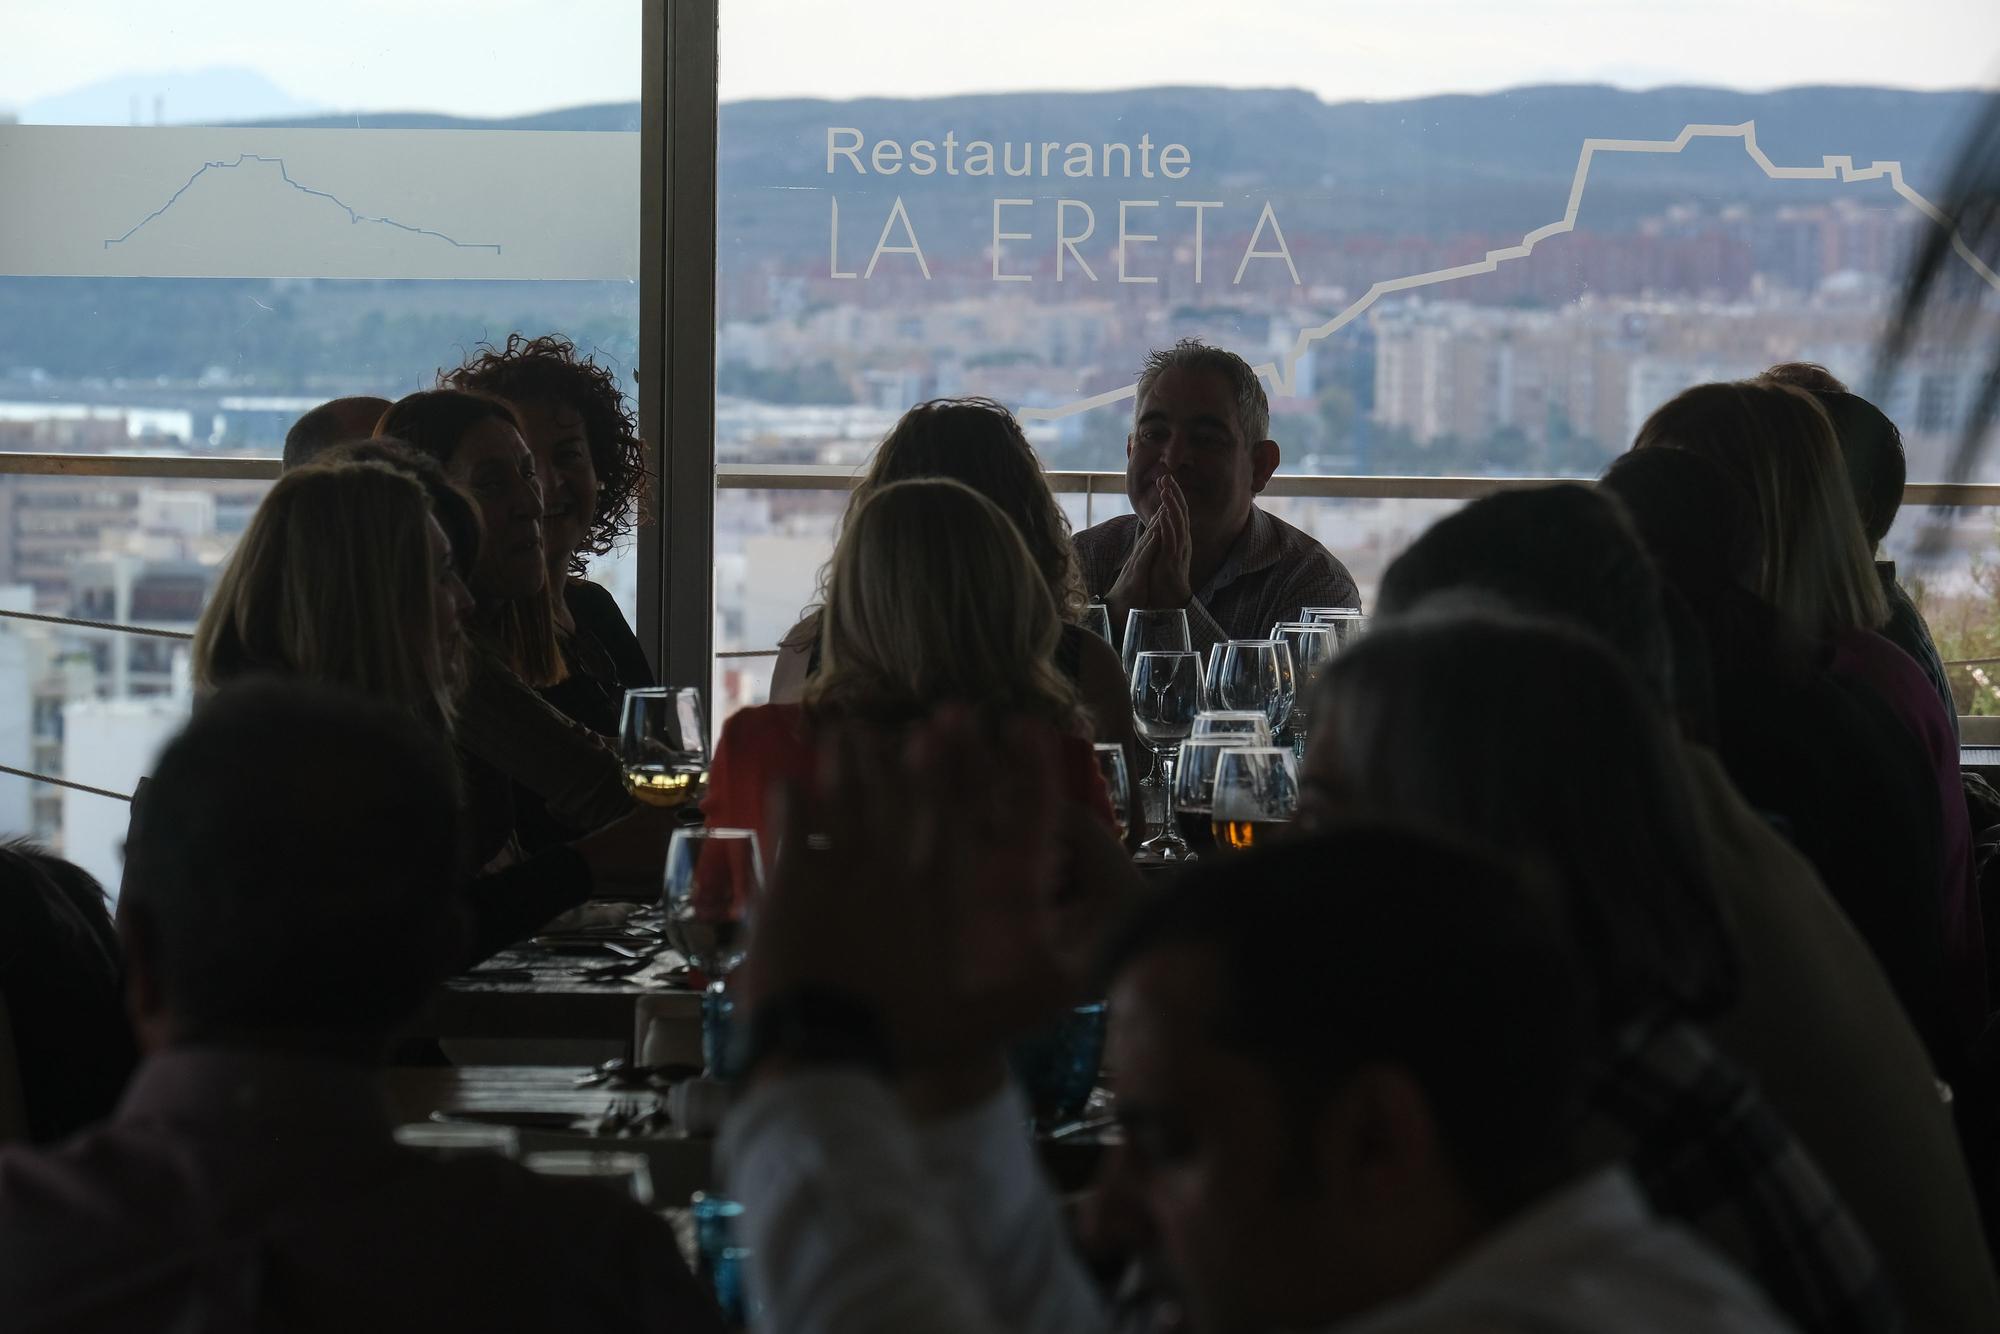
xmin=229 ymin=82 xmax=1988 ymax=259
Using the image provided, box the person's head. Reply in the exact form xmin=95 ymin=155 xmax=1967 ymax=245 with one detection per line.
xmin=1815 ymin=391 xmax=1907 ymax=552
xmin=119 ymin=681 xmax=463 ymax=1057
xmin=375 ymin=389 xmax=543 ymax=602
xmin=282 ymin=396 xmax=390 ymax=471
xmin=1631 ymin=380 xmax=1886 ymax=638
xmin=848 ymin=397 xmax=1085 ymax=621
xmin=376 ymin=388 xmax=563 ymax=686
xmin=193 ymin=462 xmax=469 ymax=727
xmin=444 ymin=333 xmax=648 ymax=579
xmin=1128 ymin=340 xmax=1280 ymax=554
xmin=1599 ymin=444 xmax=1761 ymax=610
xmin=1759 ymin=361 xmax=1847 ymax=394
xmin=1375 ymin=483 xmax=1673 ymax=706
xmin=808 ymin=478 xmax=1081 ymax=730
xmin=1303 ymin=609 xmax=1734 ymax=1031
xmin=1095 ymin=824 xmax=1588 ymax=1334
xmin=316 ymin=438 xmax=481 ymax=584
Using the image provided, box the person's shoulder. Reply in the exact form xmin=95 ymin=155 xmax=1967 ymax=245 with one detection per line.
xmin=565 ymin=577 xmax=621 ymax=617
xmin=1258 ymin=506 xmax=1355 ymax=579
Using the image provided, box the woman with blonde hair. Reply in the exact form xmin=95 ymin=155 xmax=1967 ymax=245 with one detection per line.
xmin=192 ymin=458 xmax=675 ymax=960
xmin=769 ymin=399 xmax=1140 ymax=768
xmin=705 ymin=477 xmax=1116 ymax=855
xmin=193 ymin=460 xmax=470 ymax=727
xmin=1632 ymin=379 xmax=1985 ymax=1040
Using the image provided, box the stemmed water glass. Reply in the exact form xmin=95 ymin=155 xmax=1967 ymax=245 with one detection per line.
xmin=1304 ymin=607 xmax=1369 ymax=652
xmin=1212 ymin=640 xmax=1294 ymax=735
xmin=1129 ymin=650 xmax=1202 ymax=859
xmin=1192 ymin=710 xmax=1272 ymax=745
xmin=663 ymin=827 xmax=762 ymax=1076
xmin=1271 ymin=622 xmax=1335 ymax=754
xmin=1092 ymin=742 xmax=1133 ymax=841
xmin=1123 ymin=608 xmax=1193 ymax=803
xmin=1210 ymin=747 xmax=1301 ymax=851
xmin=619 ymin=687 xmax=709 ymax=809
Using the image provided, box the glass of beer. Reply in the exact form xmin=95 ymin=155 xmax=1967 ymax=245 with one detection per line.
xmin=619 ymin=686 xmax=708 ymax=809
xmin=1210 ymin=747 xmax=1300 ymax=851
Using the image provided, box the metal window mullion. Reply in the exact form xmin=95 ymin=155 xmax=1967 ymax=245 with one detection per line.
xmin=642 ymin=0 xmax=719 ymax=700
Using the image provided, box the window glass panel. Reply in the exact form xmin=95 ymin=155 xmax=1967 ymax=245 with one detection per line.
xmin=0 ymin=4 xmax=641 ymax=887
xmin=715 ymin=0 xmax=2000 ymax=718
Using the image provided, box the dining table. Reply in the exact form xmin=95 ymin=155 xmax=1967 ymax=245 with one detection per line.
xmin=384 ymin=1062 xmax=1119 ymax=1204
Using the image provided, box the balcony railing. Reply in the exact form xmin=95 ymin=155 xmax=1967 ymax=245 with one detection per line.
xmin=7 ymin=449 xmax=2000 ymax=794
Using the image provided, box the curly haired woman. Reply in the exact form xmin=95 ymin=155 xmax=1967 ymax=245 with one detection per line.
xmin=447 ymin=333 xmax=655 ymax=734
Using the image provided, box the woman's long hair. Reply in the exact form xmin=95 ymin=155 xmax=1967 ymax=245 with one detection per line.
xmin=193 ymin=462 xmax=461 ymax=727
xmin=1632 ymin=380 xmax=1886 ymax=640
xmin=376 ymin=388 xmax=565 ymax=688
xmin=1311 ymin=606 xmax=1737 ymax=1032
xmin=806 ymin=478 xmax=1084 ymax=731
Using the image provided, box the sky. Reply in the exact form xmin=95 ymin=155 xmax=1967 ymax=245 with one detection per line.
xmin=1 ymin=0 xmax=1995 ymax=120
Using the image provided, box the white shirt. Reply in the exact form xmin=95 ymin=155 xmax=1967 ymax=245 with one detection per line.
xmin=719 ymin=1070 xmax=1797 ymax=1334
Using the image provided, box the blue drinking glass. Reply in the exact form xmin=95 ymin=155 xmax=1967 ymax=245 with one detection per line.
xmin=692 ymin=1192 xmax=750 ymax=1325
xmin=1008 ymin=1000 xmax=1109 ymax=1129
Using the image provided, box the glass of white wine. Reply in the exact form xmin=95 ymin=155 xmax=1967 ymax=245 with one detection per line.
xmin=619 ymin=686 xmax=708 ymax=809
xmin=1210 ymin=747 xmax=1300 ymax=852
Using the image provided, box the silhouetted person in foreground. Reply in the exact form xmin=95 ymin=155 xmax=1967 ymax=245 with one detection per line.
xmin=0 ymin=682 xmax=721 ymax=1333
xmin=281 ymin=395 xmax=390 ymax=471
xmin=718 ymin=715 xmax=1795 ymax=1333
xmin=0 ymin=843 xmax=137 ymax=1143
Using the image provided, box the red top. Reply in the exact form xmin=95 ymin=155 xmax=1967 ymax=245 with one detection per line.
xmin=700 ymin=703 xmax=1116 ymax=906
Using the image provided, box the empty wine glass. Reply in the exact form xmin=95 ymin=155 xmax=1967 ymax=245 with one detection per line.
xmin=1305 ymin=607 xmax=1369 ymax=652
xmin=1092 ymin=742 xmax=1132 ymax=840
xmin=1191 ymin=710 xmax=1273 ymax=744
xmin=1213 ymin=640 xmax=1292 ymax=734
xmin=1080 ymin=603 xmax=1114 ymax=644
xmin=619 ymin=687 xmax=709 ymax=809
xmin=665 ymin=827 xmax=762 ymax=1078
xmin=1123 ymin=608 xmax=1192 ymax=804
xmin=1122 ymin=608 xmax=1191 ymax=679
xmin=1271 ymin=623 xmax=1334 ymax=755
xmin=1174 ymin=737 xmax=1253 ymax=858
xmin=1210 ymin=747 xmax=1301 ymax=851
xmin=1129 ymin=650 xmax=1202 ymax=859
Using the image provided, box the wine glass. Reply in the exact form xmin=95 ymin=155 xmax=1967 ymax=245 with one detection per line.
xmin=1305 ymin=608 xmax=1369 ymax=652
xmin=1123 ymin=608 xmax=1192 ymax=807
xmin=1122 ymin=608 xmax=1191 ymax=679
xmin=619 ymin=687 xmax=709 ymax=809
xmin=1129 ymin=650 xmax=1202 ymax=859
xmin=1080 ymin=603 xmax=1114 ymax=644
xmin=1213 ymin=640 xmax=1292 ymax=734
xmin=1092 ymin=742 xmax=1132 ymax=840
xmin=664 ymin=827 xmax=762 ymax=1073
xmin=1174 ymin=737 xmax=1252 ymax=858
xmin=1191 ymin=710 xmax=1272 ymax=744
xmin=1210 ymin=747 xmax=1301 ymax=851
xmin=1271 ymin=623 xmax=1334 ymax=754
